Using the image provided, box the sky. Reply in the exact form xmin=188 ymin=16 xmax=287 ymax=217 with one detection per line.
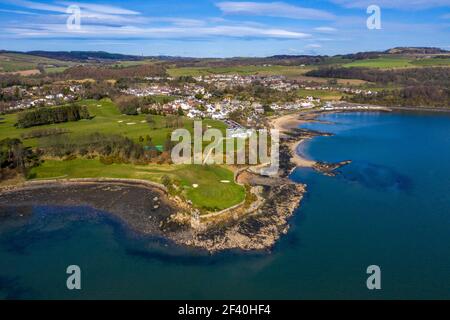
xmin=0 ymin=0 xmax=449 ymax=57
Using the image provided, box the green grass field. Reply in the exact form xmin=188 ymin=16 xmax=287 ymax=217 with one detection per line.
xmin=44 ymin=66 xmax=70 ymax=74
xmin=29 ymin=160 xmax=245 ymax=212
xmin=0 ymin=98 xmax=226 ymax=147
xmin=411 ymin=57 xmax=450 ymax=66
xmin=342 ymin=57 xmax=413 ymax=69
xmin=342 ymin=56 xmax=450 ymax=69
xmin=167 ymin=65 xmax=310 ymax=78
xmin=0 ymin=52 xmax=73 ymax=73
xmin=111 ymin=59 xmax=158 ymax=68
xmin=1 ymin=99 xmax=244 ymax=211
xmin=297 ymin=89 xmax=344 ymax=101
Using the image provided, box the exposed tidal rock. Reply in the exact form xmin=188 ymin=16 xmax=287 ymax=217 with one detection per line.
xmin=166 ymin=180 xmax=305 ymax=252
xmin=313 ymin=160 xmax=352 ymax=176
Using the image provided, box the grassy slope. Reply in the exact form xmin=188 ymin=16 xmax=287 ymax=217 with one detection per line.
xmin=342 ymin=56 xmax=450 ymax=69
xmin=342 ymin=57 xmax=414 ymax=68
xmin=411 ymin=58 xmax=450 ymax=66
xmin=29 ymin=160 xmax=245 ymax=212
xmin=0 ymin=52 xmax=74 ymax=72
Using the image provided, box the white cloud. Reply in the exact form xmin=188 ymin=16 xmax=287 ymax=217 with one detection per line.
xmin=2 ymin=0 xmax=143 ymax=24
xmin=331 ymin=0 xmax=450 ymax=9
xmin=58 ymin=1 xmax=140 ymax=15
xmin=4 ymin=23 xmax=311 ymax=40
xmin=314 ymin=26 xmax=337 ymax=32
xmin=305 ymin=43 xmax=322 ymax=48
xmin=0 ymin=1 xmax=311 ymax=40
xmin=4 ymin=0 xmax=67 ymax=13
xmin=0 ymin=8 xmax=38 ymax=15
xmin=216 ymin=1 xmax=335 ymax=20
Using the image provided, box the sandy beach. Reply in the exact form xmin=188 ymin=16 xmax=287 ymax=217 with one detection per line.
xmin=288 ymin=139 xmax=316 ymax=168
xmin=270 ymin=113 xmax=317 ymax=168
xmin=270 ymin=113 xmax=307 ymax=133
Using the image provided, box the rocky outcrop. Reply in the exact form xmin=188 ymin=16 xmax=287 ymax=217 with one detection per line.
xmin=166 ymin=178 xmax=305 ymax=252
xmin=313 ymin=160 xmax=352 ymax=176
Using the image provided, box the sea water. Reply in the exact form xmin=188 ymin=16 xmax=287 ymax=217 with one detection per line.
xmin=0 ymin=111 xmax=449 ymax=299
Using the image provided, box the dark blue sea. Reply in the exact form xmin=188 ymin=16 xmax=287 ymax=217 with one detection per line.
xmin=1 ymin=111 xmax=449 ymax=299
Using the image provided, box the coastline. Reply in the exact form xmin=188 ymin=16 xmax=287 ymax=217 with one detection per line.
xmin=0 ymin=166 xmax=306 ymax=252
xmin=288 ymin=139 xmax=316 ymax=168
xmin=270 ymin=112 xmax=318 ymax=168
xmin=3 ymin=105 xmax=432 ymax=253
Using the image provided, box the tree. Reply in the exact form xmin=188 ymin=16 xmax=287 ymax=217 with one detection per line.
xmin=114 ymin=95 xmax=141 ymax=115
xmin=16 ymin=105 xmax=91 ymax=128
xmin=0 ymin=138 xmax=40 ymax=180
xmin=146 ymin=114 xmax=157 ymax=129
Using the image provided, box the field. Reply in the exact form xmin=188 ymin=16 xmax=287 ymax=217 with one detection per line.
xmin=0 ymin=98 xmax=226 ymax=147
xmin=342 ymin=57 xmax=413 ymax=68
xmin=29 ymin=160 xmax=245 ymax=212
xmin=411 ymin=57 xmax=450 ymax=66
xmin=111 ymin=59 xmax=158 ymax=68
xmin=342 ymin=56 xmax=450 ymax=69
xmin=297 ymin=89 xmax=344 ymax=100
xmin=167 ymin=65 xmax=311 ymax=78
xmin=44 ymin=66 xmax=70 ymax=74
xmin=0 ymin=52 xmax=74 ymax=73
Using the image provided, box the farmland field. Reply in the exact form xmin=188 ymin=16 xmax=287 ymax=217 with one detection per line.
xmin=342 ymin=57 xmax=413 ymax=68
xmin=342 ymin=56 xmax=450 ymax=69
xmin=411 ymin=57 xmax=450 ymax=66
xmin=167 ymin=65 xmax=311 ymax=77
xmin=0 ymin=52 xmax=73 ymax=72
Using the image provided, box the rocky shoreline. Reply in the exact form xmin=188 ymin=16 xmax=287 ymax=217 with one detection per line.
xmin=0 ymin=172 xmax=306 ymax=253
xmin=0 ymin=110 xmax=350 ymax=253
xmin=272 ymin=111 xmax=353 ymax=176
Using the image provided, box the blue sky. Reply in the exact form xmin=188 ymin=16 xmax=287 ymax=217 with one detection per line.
xmin=0 ymin=0 xmax=449 ymax=57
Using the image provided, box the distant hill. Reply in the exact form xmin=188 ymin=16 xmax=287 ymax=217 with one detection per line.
xmin=25 ymin=51 xmax=145 ymax=62
xmin=385 ymin=47 xmax=449 ymax=55
xmin=1 ymin=47 xmax=449 ymax=63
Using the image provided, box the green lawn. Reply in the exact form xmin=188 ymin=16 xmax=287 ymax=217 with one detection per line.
xmin=297 ymin=89 xmax=344 ymax=101
xmin=29 ymin=160 xmax=245 ymax=212
xmin=0 ymin=98 xmax=226 ymax=147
